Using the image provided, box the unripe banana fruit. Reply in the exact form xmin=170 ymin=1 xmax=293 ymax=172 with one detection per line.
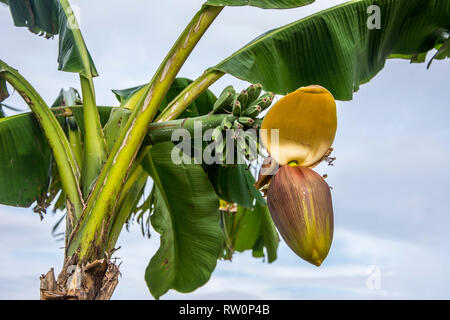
xmin=246 ymin=83 xmax=263 ymax=105
xmin=238 ymin=117 xmax=255 ymax=127
xmin=232 ymin=100 xmax=242 ymax=116
xmin=242 ymin=105 xmax=262 ymax=118
xmin=213 ymin=85 xmax=235 ymax=114
xmin=236 ymin=90 xmax=248 ymax=109
xmin=250 ymin=92 xmax=274 ymax=111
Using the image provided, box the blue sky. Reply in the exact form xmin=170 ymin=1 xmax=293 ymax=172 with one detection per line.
xmin=1 ymin=0 xmax=450 ymax=299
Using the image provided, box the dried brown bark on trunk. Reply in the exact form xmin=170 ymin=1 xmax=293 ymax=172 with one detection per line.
xmin=40 ymin=255 xmax=121 ymax=300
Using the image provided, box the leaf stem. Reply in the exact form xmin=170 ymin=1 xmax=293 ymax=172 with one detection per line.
xmin=67 ymin=117 xmax=83 ymax=169
xmin=0 ymin=60 xmax=84 ymax=218
xmin=147 ymin=114 xmax=235 ymax=145
xmin=105 ymin=165 xmax=148 ymax=251
xmin=58 ymin=0 xmax=107 ymax=197
xmin=79 ymin=75 xmax=107 ymax=196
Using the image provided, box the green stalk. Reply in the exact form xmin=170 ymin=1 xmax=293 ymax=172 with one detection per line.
xmin=104 ymin=142 xmax=153 ymax=252
xmin=105 ymin=165 xmax=148 ymax=251
xmin=220 ymin=211 xmax=234 ymax=259
xmin=58 ymin=0 xmax=107 ymax=197
xmin=67 ymin=117 xmax=83 ymax=169
xmin=147 ymin=114 xmax=235 ymax=145
xmin=79 ymin=76 xmax=107 ymax=196
xmin=156 ymin=69 xmax=224 ymax=122
xmin=68 ymin=5 xmax=224 ymax=261
xmin=0 ymin=60 xmax=84 ymax=218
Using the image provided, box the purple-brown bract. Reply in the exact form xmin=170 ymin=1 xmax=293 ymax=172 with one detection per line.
xmin=267 ymin=165 xmax=334 ymax=266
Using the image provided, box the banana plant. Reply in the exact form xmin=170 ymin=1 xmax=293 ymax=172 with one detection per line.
xmin=1 ymin=0 xmax=449 ymax=300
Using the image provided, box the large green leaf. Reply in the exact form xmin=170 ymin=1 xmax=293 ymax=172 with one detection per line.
xmin=112 ymin=78 xmax=217 ymax=118
xmin=206 ymin=0 xmax=314 ymax=9
xmin=5 ymin=0 xmax=98 ymax=76
xmin=0 ymin=113 xmax=52 ymax=207
xmin=213 ymin=0 xmax=450 ymax=100
xmin=8 ymin=0 xmax=58 ymax=38
xmin=142 ymin=142 xmax=222 ymax=299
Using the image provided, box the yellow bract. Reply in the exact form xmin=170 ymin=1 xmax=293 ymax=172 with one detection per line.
xmin=261 ymin=85 xmax=337 ymax=167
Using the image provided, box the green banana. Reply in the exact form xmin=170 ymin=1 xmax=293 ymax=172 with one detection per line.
xmin=260 ymin=96 xmax=274 ymax=111
xmin=212 ymin=85 xmax=235 ymax=114
xmin=247 ymin=83 xmax=263 ymax=105
xmin=232 ymin=100 xmax=242 ymax=116
xmin=238 ymin=117 xmax=255 ymax=127
xmin=249 ymin=92 xmax=275 ymax=111
xmin=236 ymin=90 xmax=248 ymax=109
xmin=242 ymin=105 xmax=262 ymax=118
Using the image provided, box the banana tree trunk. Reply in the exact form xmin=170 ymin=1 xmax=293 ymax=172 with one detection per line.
xmin=39 ymin=254 xmax=120 ymax=300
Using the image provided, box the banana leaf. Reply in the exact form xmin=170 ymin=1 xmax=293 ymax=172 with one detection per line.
xmin=0 ymin=112 xmax=52 ymax=207
xmin=213 ymin=0 xmax=450 ymax=100
xmin=4 ymin=0 xmax=97 ymax=76
xmin=0 ymin=106 xmax=115 ymax=207
xmin=142 ymin=142 xmax=222 ymax=299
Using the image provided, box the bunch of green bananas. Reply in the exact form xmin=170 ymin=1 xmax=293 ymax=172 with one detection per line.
xmin=210 ymin=83 xmax=275 ymax=163
xmin=212 ymin=83 xmax=274 ymax=126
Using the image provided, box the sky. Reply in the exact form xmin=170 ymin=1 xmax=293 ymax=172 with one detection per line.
xmin=1 ymin=0 xmax=450 ymax=300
